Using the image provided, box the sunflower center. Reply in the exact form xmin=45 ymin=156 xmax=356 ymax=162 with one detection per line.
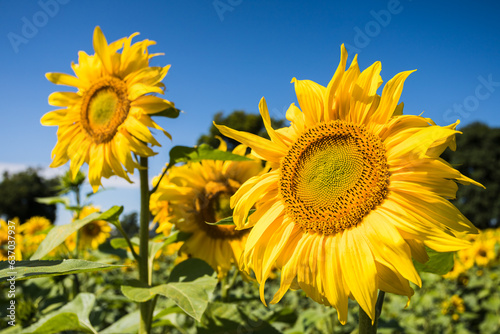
xmin=82 ymin=222 xmax=102 ymax=237
xmin=280 ymin=120 xmax=389 ymax=235
xmin=81 ymin=76 xmax=130 ymax=144
xmin=198 ymin=180 xmax=248 ymax=240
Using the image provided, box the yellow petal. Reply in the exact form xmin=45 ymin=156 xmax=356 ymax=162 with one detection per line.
xmin=93 ymin=26 xmax=113 ymax=75
xmin=348 ymin=61 xmax=382 ymax=126
xmin=48 ymin=92 xmax=80 ymax=107
xmin=324 ymin=44 xmax=348 ymax=121
xmin=291 ymin=78 xmax=326 ymax=126
xmin=340 ymin=228 xmax=378 ymax=323
xmin=41 ymin=109 xmax=67 ymax=126
xmin=361 ymin=212 xmax=421 ymax=287
xmin=46 ymin=72 xmax=82 ymax=87
xmin=215 ymin=123 xmax=287 ymax=163
xmin=322 ymin=234 xmax=349 ymax=324
xmin=372 ymin=70 xmax=415 ymax=124
xmin=259 ymin=97 xmax=289 ymax=150
xmin=131 ymin=95 xmax=175 ymax=114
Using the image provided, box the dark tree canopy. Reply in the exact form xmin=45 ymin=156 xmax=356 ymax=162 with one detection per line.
xmin=442 ymin=122 xmax=500 ymax=229
xmin=0 ymin=168 xmax=59 ymax=223
xmin=111 ymin=212 xmax=139 ymax=238
xmin=197 ymin=110 xmax=286 ymax=151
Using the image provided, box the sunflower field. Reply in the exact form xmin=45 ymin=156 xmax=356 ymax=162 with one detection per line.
xmin=1 ymin=4 xmax=500 ymax=334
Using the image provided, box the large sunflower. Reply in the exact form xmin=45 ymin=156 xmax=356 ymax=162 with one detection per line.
xmin=42 ymin=26 xmax=174 ymax=191
xmin=150 ymin=140 xmax=264 ymax=278
xmin=215 ymin=45 xmax=483 ymax=323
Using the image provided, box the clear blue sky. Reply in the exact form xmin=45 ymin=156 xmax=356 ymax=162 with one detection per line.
xmin=1 ymin=0 xmax=499 ymax=224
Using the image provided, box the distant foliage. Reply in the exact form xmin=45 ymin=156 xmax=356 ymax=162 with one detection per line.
xmin=442 ymin=122 xmax=500 ymax=229
xmin=197 ymin=110 xmax=286 ymax=150
xmin=0 ymin=168 xmax=59 ymax=222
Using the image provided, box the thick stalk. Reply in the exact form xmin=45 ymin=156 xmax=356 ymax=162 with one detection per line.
xmin=139 ymin=157 xmax=153 ymax=334
xmin=358 ymin=291 xmax=385 ymax=334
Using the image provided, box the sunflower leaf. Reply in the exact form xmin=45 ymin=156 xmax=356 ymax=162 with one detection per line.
xmin=198 ymin=302 xmax=281 ymax=334
xmin=168 ymin=144 xmax=251 ymax=166
xmin=110 ymin=238 xmax=138 ymax=250
xmin=20 ymin=293 xmax=97 ymax=334
xmin=413 ymin=247 xmax=455 ymax=275
xmin=35 ymin=196 xmax=70 ymax=207
xmin=121 ymin=259 xmax=217 ymax=321
xmin=153 ymin=105 xmax=181 ymax=119
xmin=0 ymin=260 xmax=124 ymax=281
xmin=163 ymin=230 xmax=191 ymax=246
xmin=30 ymin=206 xmax=123 ymax=260
xmin=99 ymin=310 xmax=139 ymax=334
xmin=206 ymin=209 xmax=256 ymax=226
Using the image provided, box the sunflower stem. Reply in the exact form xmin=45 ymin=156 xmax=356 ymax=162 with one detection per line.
xmin=114 ymin=222 xmax=140 ymax=261
xmin=358 ymin=290 xmax=385 ymax=334
xmin=221 ymin=274 xmax=230 ymax=302
xmin=149 ymin=164 xmax=172 ymax=195
xmin=139 ymin=157 xmax=153 ymax=334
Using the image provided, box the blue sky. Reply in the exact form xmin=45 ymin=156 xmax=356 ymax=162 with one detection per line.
xmin=1 ymin=0 xmax=499 ymax=224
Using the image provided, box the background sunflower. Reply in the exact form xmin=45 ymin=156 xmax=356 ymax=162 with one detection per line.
xmin=41 ymin=26 xmax=176 ymax=192
xmin=150 ymin=140 xmax=264 ymax=278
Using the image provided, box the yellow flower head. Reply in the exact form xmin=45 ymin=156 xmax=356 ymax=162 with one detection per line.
xmin=441 ymin=294 xmax=465 ymax=321
xmin=42 ymin=26 xmax=175 ymax=192
xmin=0 ymin=219 xmax=23 ymax=261
xmin=215 ymin=45 xmax=482 ymax=324
xmin=471 ymin=232 xmax=497 ymax=267
xmin=73 ymin=206 xmax=112 ymax=250
xmin=150 ymin=140 xmax=265 ymax=278
xmin=19 ymin=216 xmax=52 ymax=255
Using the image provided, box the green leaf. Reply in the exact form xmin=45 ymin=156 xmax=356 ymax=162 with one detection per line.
xmin=21 ymin=293 xmax=97 ymax=334
xmin=163 ymin=230 xmax=192 ymax=246
xmin=205 ymin=209 xmax=256 ymax=226
xmin=97 ymin=205 xmax=124 ymax=221
xmin=168 ymin=257 xmax=214 ymax=283
xmin=99 ymin=310 xmax=139 ymax=334
xmin=153 ymin=105 xmax=181 ymax=118
xmin=30 ymin=206 xmax=123 ymax=260
xmin=148 ymin=240 xmax=165 ymax=276
xmin=0 ymin=260 xmax=124 ymax=281
xmin=169 ymin=144 xmax=251 ymax=166
xmin=121 ymin=280 xmax=156 ymax=302
xmin=199 ymin=303 xmax=281 ymax=334
xmin=35 ymin=196 xmax=70 ymax=206
xmin=121 ymin=259 xmax=217 ymax=321
xmin=413 ymin=247 xmax=455 ymax=275
xmin=110 ymin=237 xmax=138 ymax=250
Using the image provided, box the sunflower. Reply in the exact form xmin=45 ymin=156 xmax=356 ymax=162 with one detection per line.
xmin=71 ymin=206 xmax=112 ymax=250
xmin=19 ymin=216 xmax=52 ymax=255
xmin=215 ymin=45 xmax=483 ymax=323
xmin=42 ymin=26 xmax=175 ymax=192
xmin=441 ymin=294 xmax=465 ymax=321
xmin=150 ymin=140 xmax=264 ymax=278
xmin=469 ymin=233 xmax=497 ymax=267
xmin=0 ymin=219 xmax=23 ymax=261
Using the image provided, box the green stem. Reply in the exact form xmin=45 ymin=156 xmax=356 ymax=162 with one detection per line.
xmin=221 ymin=275 xmax=229 ymax=302
xmin=359 ymin=291 xmax=385 ymax=334
xmin=114 ymin=222 xmax=140 ymax=261
xmin=72 ymin=187 xmax=82 ymax=299
xmin=139 ymin=157 xmax=153 ymax=334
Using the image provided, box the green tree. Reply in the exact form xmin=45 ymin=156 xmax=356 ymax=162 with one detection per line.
xmin=197 ymin=110 xmax=286 ymax=150
xmin=442 ymin=122 xmax=500 ymax=229
xmin=110 ymin=211 xmax=139 ymax=238
xmin=0 ymin=168 xmax=59 ymax=223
